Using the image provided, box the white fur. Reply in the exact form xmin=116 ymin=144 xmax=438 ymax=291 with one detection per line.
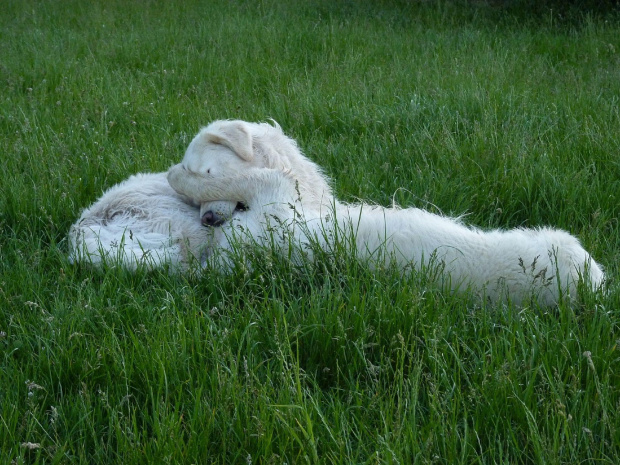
xmin=67 ymin=119 xmax=332 ymax=271
xmin=181 ymin=119 xmax=333 ymax=218
xmin=68 ymin=172 xmax=218 ymax=270
xmin=168 ymin=120 xmax=605 ymax=306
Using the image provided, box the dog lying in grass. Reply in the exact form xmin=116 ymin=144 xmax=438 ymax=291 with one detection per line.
xmin=68 ymin=120 xmax=332 ymax=270
xmin=167 ymin=120 xmax=605 ymax=306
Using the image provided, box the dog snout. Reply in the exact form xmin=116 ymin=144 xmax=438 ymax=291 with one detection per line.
xmin=201 ymin=210 xmax=226 ymax=227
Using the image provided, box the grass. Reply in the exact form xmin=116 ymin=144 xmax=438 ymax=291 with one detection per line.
xmin=1 ymin=0 xmax=620 ymax=463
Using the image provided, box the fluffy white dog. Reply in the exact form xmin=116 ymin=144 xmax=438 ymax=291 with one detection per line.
xmin=68 ymin=120 xmax=332 ymax=270
xmin=168 ymin=120 xmax=605 ymax=306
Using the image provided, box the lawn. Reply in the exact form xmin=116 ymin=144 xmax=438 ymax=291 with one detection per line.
xmin=1 ymin=0 xmax=619 ymax=463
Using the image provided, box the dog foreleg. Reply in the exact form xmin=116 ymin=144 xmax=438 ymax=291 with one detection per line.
xmin=167 ymin=164 xmax=294 ymax=207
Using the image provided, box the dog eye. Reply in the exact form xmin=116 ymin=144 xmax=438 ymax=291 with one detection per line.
xmin=206 ymin=168 xmax=211 ymax=174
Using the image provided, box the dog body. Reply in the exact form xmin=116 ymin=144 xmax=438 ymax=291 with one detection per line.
xmin=68 ymin=172 xmax=214 ymax=270
xmin=168 ymin=121 xmax=605 ymax=306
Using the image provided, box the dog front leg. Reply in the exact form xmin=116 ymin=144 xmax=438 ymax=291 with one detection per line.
xmin=167 ymin=164 xmax=238 ymax=203
xmin=167 ymin=164 xmax=294 ymax=207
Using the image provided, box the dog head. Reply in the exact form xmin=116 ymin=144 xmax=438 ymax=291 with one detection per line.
xmin=182 ymin=119 xmax=290 ymax=226
xmin=179 ymin=119 xmax=332 ymax=226
xmin=181 ymin=120 xmax=258 ymax=225
xmin=183 ymin=120 xmax=255 ymax=173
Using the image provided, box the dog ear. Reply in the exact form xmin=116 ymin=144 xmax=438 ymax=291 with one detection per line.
xmin=205 ymin=120 xmax=253 ymax=161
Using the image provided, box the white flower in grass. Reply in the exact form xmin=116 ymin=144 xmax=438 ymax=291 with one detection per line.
xmin=49 ymin=406 xmax=59 ymax=424
xmin=26 ymin=380 xmax=44 ymax=392
xmin=21 ymin=442 xmax=41 ymax=450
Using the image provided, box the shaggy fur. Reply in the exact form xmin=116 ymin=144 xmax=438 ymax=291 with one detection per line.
xmin=182 ymin=119 xmax=334 ymax=218
xmin=168 ymin=120 xmax=605 ymax=306
xmin=68 ymin=120 xmax=332 ymax=270
xmin=68 ymin=172 xmax=213 ymax=270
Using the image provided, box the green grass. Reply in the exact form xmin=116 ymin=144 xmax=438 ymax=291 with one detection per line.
xmin=1 ymin=0 xmax=620 ymax=463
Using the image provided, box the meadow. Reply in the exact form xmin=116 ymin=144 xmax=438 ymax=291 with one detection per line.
xmin=1 ymin=0 xmax=619 ymax=463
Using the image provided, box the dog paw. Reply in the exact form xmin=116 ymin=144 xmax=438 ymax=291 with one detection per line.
xmin=167 ymin=164 xmax=187 ymax=192
xmin=167 ymin=164 xmax=206 ymax=199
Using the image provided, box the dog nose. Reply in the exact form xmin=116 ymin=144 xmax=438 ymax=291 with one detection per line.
xmin=201 ymin=210 xmax=225 ymax=227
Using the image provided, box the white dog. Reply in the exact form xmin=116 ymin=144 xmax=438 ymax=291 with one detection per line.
xmin=168 ymin=120 xmax=605 ymax=306
xmin=68 ymin=120 xmax=332 ymax=270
